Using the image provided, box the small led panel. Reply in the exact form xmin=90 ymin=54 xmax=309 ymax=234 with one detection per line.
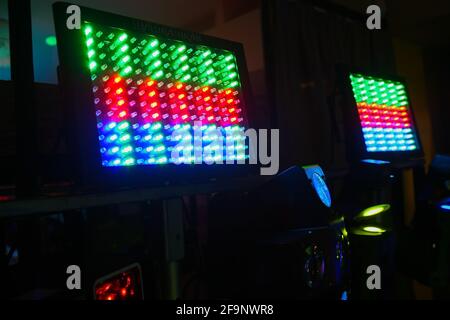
xmin=83 ymin=22 xmax=247 ymax=167
xmin=349 ymin=73 xmax=420 ymax=153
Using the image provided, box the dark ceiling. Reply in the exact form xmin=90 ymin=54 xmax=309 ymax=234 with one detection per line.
xmin=21 ymin=0 xmax=450 ymax=48
xmin=332 ymin=0 xmax=450 ymax=47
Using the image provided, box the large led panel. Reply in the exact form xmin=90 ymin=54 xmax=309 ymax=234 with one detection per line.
xmin=84 ymin=23 xmax=246 ymax=167
xmin=349 ymin=73 xmax=420 ymax=154
xmin=53 ymin=2 xmax=255 ymax=186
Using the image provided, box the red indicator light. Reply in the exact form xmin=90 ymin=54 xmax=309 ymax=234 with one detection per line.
xmin=94 ymin=264 xmax=143 ymax=300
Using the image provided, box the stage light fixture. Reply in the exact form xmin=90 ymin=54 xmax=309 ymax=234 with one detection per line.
xmin=350 ymin=73 xmax=420 ymax=152
xmin=348 ymin=203 xmax=391 ymax=237
xmin=206 ymin=165 xmax=350 ymax=299
xmin=53 ymin=2 xmax=254 ymax=186
xmin=303 ymin=165 xmax=332 ymax=208
xmin=338 ymin=68 xmax=423 ymax=162
xmin=81 ymin=22 xmax=246 ymax=168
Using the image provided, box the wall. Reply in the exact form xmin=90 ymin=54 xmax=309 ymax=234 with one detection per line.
xmin=393 ymin=38 xmax=435 ymax=300
xmin=393 ymin=39 xmax=435 ymax=166
xmin=205 ymin=8 xmax=264 ymax=74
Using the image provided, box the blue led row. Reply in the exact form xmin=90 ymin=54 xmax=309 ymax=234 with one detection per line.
xmin=366 ymin=145 xmax=416 ymax=152
xmin=98 ymin=123 xmax=248 ymax=166
xmin=362 ymin=128 xmax=413 ymax=133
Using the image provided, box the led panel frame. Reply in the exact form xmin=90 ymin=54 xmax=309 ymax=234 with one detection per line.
xmin=337 ymin=66 xmax=424 ymax=163
xmin=53 ymin=2 xmax=256 ymax=188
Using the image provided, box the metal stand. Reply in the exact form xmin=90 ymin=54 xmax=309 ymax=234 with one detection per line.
xmin=163 ymin=198 xmax=184 ymax=300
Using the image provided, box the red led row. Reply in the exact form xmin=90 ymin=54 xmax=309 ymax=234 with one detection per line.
xmin=357 ymin=102 xmax=412 ymax=129
xmin=358 ymin=108 xmax=408 ymax=118
xmin=360 ymin=115 xmax=409 ymax=123
xmin=94 ymin=75 xmax=243 ymax=127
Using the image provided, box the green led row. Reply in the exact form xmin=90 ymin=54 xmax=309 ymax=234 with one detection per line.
xmin=352 ymin=92 xmax=408 ymax=106
xmin=84 ymin=23 xmax=240 ymax=89
xmin=350 ymin=74 xmax=408 ymax=106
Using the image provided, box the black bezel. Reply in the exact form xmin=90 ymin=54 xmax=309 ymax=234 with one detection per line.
xmin=53 ymin=2 xmax=259 ymax=190
xmin=336 ymin=65 xmax=424 ymax=164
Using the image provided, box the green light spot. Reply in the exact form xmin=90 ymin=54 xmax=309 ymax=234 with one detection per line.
xmin=155 ymin=145 xmax=165 ymax=152
xmin=89 ymin=61 xmax=97 ymax=70
xmin=150 ymin=39 xmax=159 ymax=47
xmin=88 ymin=50 xmax=95 ymax=58
xmin=158 ymin=157 xmax=168 ymax=164
xmin=119 ymin=33 xmax=128 ymax=42
xmin=124 ymin=158 xmax=135 ymax=166
xmin=122 ymin=146 xmax=133 ymax=153
xmin=123 ymin=66 xmax=132 ymax=74
xmin=45 ymin=36 xmax=57 ymax=47
xmin=120 ymin=134 xmax=131 ymax=142
xmin=118 ymin=122 xmax=129 ymax=130
xmin=84 ymin=26 xmax=93 ymax=36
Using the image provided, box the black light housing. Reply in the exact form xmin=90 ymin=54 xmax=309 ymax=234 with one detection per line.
xmin=53 ymin=2 xmax=257 ymax=190
xmin=336 ymin=66 xmax=424 ymax=164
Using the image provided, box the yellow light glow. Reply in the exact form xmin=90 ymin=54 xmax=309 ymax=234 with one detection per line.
xmin=363 ymin=226 xmax=386 ymax=233
xmin=358 ymin=204 xmax=390 ymax=218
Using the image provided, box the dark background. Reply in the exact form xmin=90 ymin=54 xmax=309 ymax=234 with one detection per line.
xmin=1 ymin=0 xmax=449 ymax=299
